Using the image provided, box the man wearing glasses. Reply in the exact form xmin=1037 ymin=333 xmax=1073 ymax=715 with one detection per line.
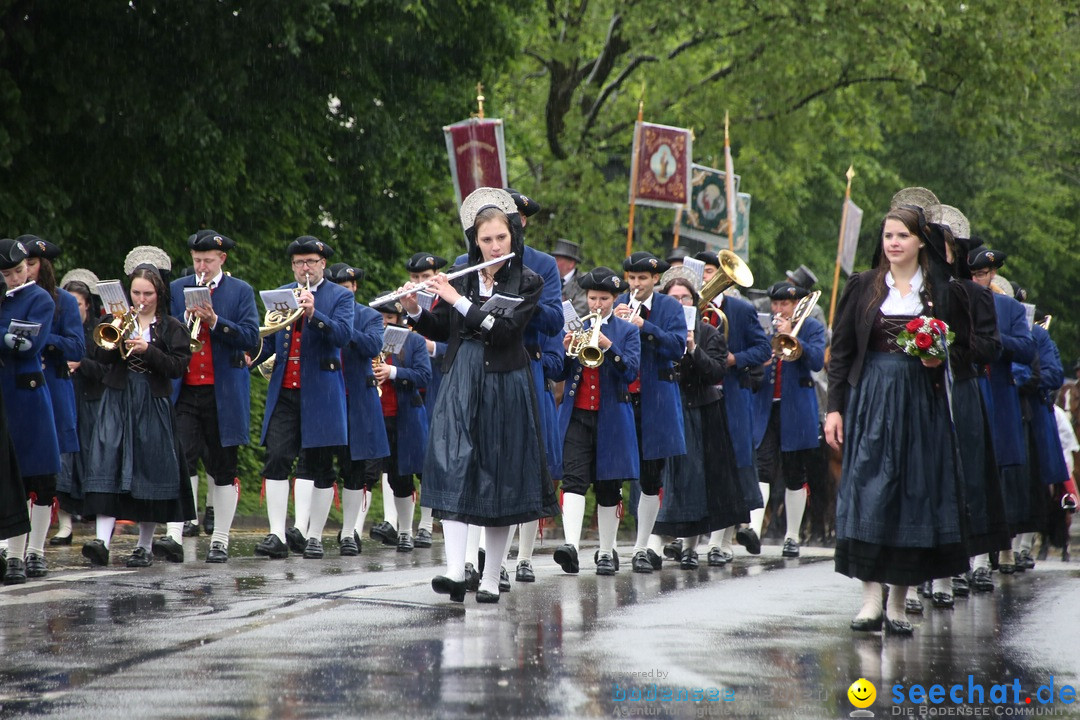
xmin=253 ymin=237 xmax=354 ymax=559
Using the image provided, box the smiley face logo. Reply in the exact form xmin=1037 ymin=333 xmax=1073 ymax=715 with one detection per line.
xmin=847 ymin=678 xmax=876 ymax=709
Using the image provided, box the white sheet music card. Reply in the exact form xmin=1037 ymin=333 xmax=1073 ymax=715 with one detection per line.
xmin=562 ymin=300 xmax=582 ymax=333
xmin=479 ymin=293 xmax=523 ymax=319
xmin=682 ymin=305 xmax=697 ymax=331
xmin=758 ymin=312 xmax=773 ymax=334
xmin=416 ymin=291 xmax=436 ymax=313
xmin=96 ymin=280 xmax=130 ymax=315
xmin=7 ymin=319 xmax=42 ymax=338
xmin=1022 ymin=302 xmax=1036 ymax=330
xmin=184 ymin=286 xmax=212 ymax=310
xmin=382 ymin=325 xmax=411 ymax=355
xmin=260 ymin=289 xmax=298 ymax=315
xmin=682 ymin=256 xmax=706 ymax=289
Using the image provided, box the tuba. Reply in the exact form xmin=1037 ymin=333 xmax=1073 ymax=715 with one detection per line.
xmin=771 ymin=290 xmax=821 ymax=361
xmin=566 ymin=312 xmax=605 ymax=368
xmin=697 ymin=250 xmax=754 ymax=340
xmin=93 ymin=304 xmax=143 ymax=359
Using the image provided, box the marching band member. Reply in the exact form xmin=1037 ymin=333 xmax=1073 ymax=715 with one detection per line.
xmin=651 ymin=273 xmax=748 ymax=569
xmin=751 ymin=282 xmax=826 ymax=558
xmin=400 ymin=187 xmax=559 ymax=603
xmin=369 ymin=292 xmax=430 ymax=552
xmin=553 ymin=238 xmax=589 ymax=318
xmin=552 ymin=267 xmax=640 ymax=575
xmin=694 ymin=251 xmax=770 ymax=564
xmin=614 ymin=251 xmax=686 ymax=573
xmin=80 ymin=263 xmax=194 ymax=569
xmin=827 ymin=206 xmax=971 ymax=635
xmin=166 ymin=230 xmax=259 ymax=563
xmin=968 ymin=247 xmax=1036 ymax=584
xmin=20 ymin=236 xmax=84 ymax=575
xmin=253 ymin=237 xmax=353 ymax=560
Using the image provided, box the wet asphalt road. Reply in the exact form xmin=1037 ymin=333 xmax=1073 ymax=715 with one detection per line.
xmin=1 ymin=531 xmax=1078 ymax=719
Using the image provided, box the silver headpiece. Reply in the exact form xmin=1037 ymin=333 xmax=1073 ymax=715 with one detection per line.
xmin=123 ymin=246 xmax=172 ymax=275
xmin=59 ymin=268 xmax=102 ymax=295
xmin=659 ymin=265 xmax=701 ymax=293
xmin=925 ymin=203 xmax=970 ymax=240
xmin=458 ymin=187 xmax=518 ymax=233
xmin=890 ymin=187 xmax=939 ymax=211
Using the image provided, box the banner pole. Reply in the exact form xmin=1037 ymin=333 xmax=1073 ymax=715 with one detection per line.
xmin=626 ymin=99 xmax=645 ymax=260
xmin=724 ymin=112 xmax=736 ymax=252
xmin=476 ymin=82 xmax=485 ymax=119
xmin=827 ymin=164 xmax=855 ymax=337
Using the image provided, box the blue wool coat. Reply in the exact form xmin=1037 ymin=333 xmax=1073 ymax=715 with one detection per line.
xmin=752 ymin=316 xmax=826 ymax=451
xmin=979 ymin=293 xmax=1036 ymax=467
xmin=385 ymin=330 xmax=431 ymax=476
xmin=1014 ymin=324 xmax=1068 ymax=485
xmin=258 ymin=279 xmax=353 ymax=448
xmin=42 ymin=288 xmax=85 ymax=453
xmin=0 ymin=283 xmax=60 ymax=476
xmin=342 ymin=302 xmax=389 ymax=462
xmin=557 ymin=316 xmax=641 ymax=481
xmin=170 ymin=273 xmax=260 ymax=446
xmin=614 ymin=290 xmax=687 ymax=459
xmin=714 ymin=295 xmax=772 ymax=468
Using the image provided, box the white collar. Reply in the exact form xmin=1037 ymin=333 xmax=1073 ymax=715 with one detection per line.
xmin=562 ymin=268 xmax=576 ymax=283
xmin=885 ymin=266 xmax=923 ymax=297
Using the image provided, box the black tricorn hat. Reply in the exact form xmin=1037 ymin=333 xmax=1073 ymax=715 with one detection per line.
xmin=371 ymin=290 xmax=403 ymax=316
xmin=17 ymin=235 xmax=61 ymax=260
xmin=767 ymin=281 xmax=809 ymax=301
xmin=287 ymin=236 xmax=333 ymax=258
xmin=405 ymin=252 xmax=447 ymax=274
xmin=0 ymin=238 xmax=29 ymax=270
xmin=623 ymin=251 xmax=668 ymax=274
xmin=506 ymin=188 xmax=541 ymax=218
xmin=785 ymin=264 xmax=818 ymax=290
xmin=694 ymin=251 xmax=720 ymax=268
xmin=326 ymin=262 xmax=364 ymax=285
xmin=187 ymin=229 xmax=236 ymax=251
xmin=578 ymin=266 xmax=624 ymax=294
xmin=968 ymin=246 xmax=1006 ymax=271
xmin=551 ymin=238 xmax=583 ymax=263
xmin=666 ymin=247 xmax=690 ymax=263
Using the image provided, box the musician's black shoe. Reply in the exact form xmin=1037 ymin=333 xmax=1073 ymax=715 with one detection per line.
xmin=679 ymin=549 xmax=699 ymax=570
xmin=952 ymin=574 xmax=970 ymax=597
xmin=476 ymin=589 xmax=500 ymax=604
xmin=370 ymin=521 xmax=398 ymax=546
xmin=82 ymin=539 xmax=110 ymax=567
xmin=663 ymin=538 xmax=683 ymax=560
xmin=126 ymin=547 xmax=153 ymax=568
xmin=205 ymin=541 xmax=229 ymax=563
xmin=971 ymin=567 xmax=994 ymax=592
xmin=303 ymin=538 xmax=324 ymax=559
xmin=49 ymin=532 xmax=72 ymax=546
xmin=631 ymin=550 xmax=653 ymax=574
xmin=202 ymin=507 xmax=215 ymax=536
xmin=285 ymin=526 xmax=307 ymax=554
xmin=849 ymin=615 xmax=883 ymax=632
xmin=646 ymin=548 xmax=663 ymax=570
xmin=595 ymin=553 xmax=617 ymax=576
xmin=182 ymin=521 xmax=200 ymax=538
xmin=3 ymin=558 xmax=26 ymax=585
xmin=431 ymin=576 xmax=466 ymax=602
xmin=339 ymin=535 xmax=360 ymax=557
xmin=499 ymin=566 xmax=511 ymax=592
xmin=553 ymin=544 xmax=579 ymax=574
xmin=1018 ymin=550 xmax=1035 ymax=570
xmin=932 ymin=592 xmax=954 ymax=609
xmin=25 ymin=552 xmax=47 ymax=578
xmin=254 ymin=533 xmax=288 ymax=559
xmin=782 ymin=539 xmax=800 ymax=558
xmin=397 ymin=532 xmax=413 ymax=552
xmin=905 ymin=596 xmax=924 ymax=614
xmin=464 ymin=562 xmax=481 ymax=592
xmin=151 ymin=536 xmax=184 ymax=563
xmin=999 ymin=562 xmax=1016 ymax=575
xmin=414 ymin=528 xmax=433 ymax=548
xmin=735 ymin=527 xmax=761 ymax=555
xmin=516 ymin=559 xmax=536 ymax=582
xmin=884 ymin=616 xmax=915 ymax=637
xmin=707 ymin=548 xmax=729 ymax=567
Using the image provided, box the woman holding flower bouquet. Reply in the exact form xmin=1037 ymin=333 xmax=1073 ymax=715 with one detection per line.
xmin=825 ymin=206 xmax=969 ymax=636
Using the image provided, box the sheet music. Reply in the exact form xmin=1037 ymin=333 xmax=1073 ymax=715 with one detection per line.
xmin=682 ymin=305 xmax=697 ymax=332
xmin=682 ymin=256 xmax=705 ymax=289
xmin=479 ymin=293 xmax=523 ymax=319
xmin=562 ymin=300 xmax=582 ymax=333
xmin=757 ymin=312 xmax=773 ymax=334
xmin=1022 ymin=302 xmax=1036 ymax=330
xmin=96 ymin=280 xmax=130 ymax=316
xmin=260 ymin=289 xmax=298 ymax=314
xmin=7 ymin=320 xmax=42 ymax=338
xmin=382 ymin=325 xmax=411 ymax=355
xmin=416 ymin=291 xmax=436 ymax=312
xmin=184 ymin=286 xmax=212 ymax=310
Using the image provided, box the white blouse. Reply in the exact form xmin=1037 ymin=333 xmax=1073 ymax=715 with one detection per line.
xmin=881 ymin=267 xmax=925 ymax=316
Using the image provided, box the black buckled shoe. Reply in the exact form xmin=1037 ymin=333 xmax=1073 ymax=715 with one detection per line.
xmin=476 ymin=589 xmax=500 ymax=604
xmin=999 ymin=562 xmax=1016 ymax=575
xmin=303 ymin=537 xmax=324 ymax=559
xmin=254 ymin=533 xmax=288 ymax=559
xmin=397 ymin=532 xmax=414 ymax=553
xmin=285 ymin=526 xmax=307 ymax=554
xmin=553 ymin=544 xmax=579 ymax=574
xmin=707 ymin=548 xmax=728 ymax=567
xmin=370 ymin=521 xmax=398 ymax=546
xmin=782 ymin=539 xmax=800 ymax=558
xmin=339 ymin=535 xmax=360 ymax=557
xmin=205 ymin=541 xmax=229 ymax=563
xmin=679 ymin=548 xmax=699 ymax=570
xmin=663 ymin=538 xmax=683 ymax=560
xmin=1018 ymin=550 xmax=1035 ymax=570
xmin=49 ymin=532 xmax=73 ymax=546
xmin=516 ymin=559 xmax=536 ymax=582
xmin=952 ymin=574 xmax=970 ymax=597
xmin=126 ymin=546 xmax=153 ymax=568
xmin=595 ymin=552 xmax=617 ymax=576
xmin=3 ymin=557 xmax=27 ymax=585
xmin=971 ymin=567 xmax=994 ymax=592
xmin=202 ymin=507 xmax=215 ymax=536
xmin=414 ymin=528 xmax=433 ymax=548
xmin=182 ymin=521 xmax=200 ymax=538
xmin=82 ymin=539 xmax=110 ymax=567
xmin=646 ymin=548 xmax=663 ymax=570
xmin=905 ymin=596 xmax=924 ymax=614
xmin=499 ymin=566 xmax=511 ymax=591
xmin=464 ymin=562 xmax=481 ymax=591
xmin=431 ymin=575 xmax=466 ymax=602
xmin=593 ymin=549 xmax=620 ymax=572
xmin=151 ymin=536 xmax=185 ymax=563
xmin=735 ymin=527 xmax=762 ymax=555
xmin=25 ymin=552 xmax=47 ymax=578
xmin=884 ymin=616 xmax=915 ymax=636
xmin=850 ymin=615 xmax=883 ymax=632
xmin=932 ymin=592 xmax=954 ymax=609
xmin=631 ymin=550 xmax=653 ymax=574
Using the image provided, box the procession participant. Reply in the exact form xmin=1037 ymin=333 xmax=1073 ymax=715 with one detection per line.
xmin=968 ymin=247 xmax=1036 ymax=584
xmin=18 ymin=236 xmax=84 ymax=576
xmin=0 ymin=239 xmax=55 ymax=584
xmin=666 ymin=247 xmax=689 ymax=267
xmin=650 ymin=273 xmax=748 ymax=569
xmin=553 ymin=238 xmax=589 ymax=318
xmin=162 ymin=230 xmax=259 ymax=563
xmin=1044 ymin=404 xmax=1078 ymax=561
xmin=694 ymin=251 xmax=770 ymax=564
xmin=253 ymin=236 xmax=353 ymax=559
xmin=751 ymin=282 xmax=826 ymax=558
xmin=368 ymin=291 xmax=430 ymax=552
xmin=80 ymin=264 xmax=194 ymax=569
xmin=551 ymin=267 xmax=640 ymax=575
xmin=826 ymin=206 xmax=969 ymax=636
xmin=400 ymin=187 xmax=560 ymax=603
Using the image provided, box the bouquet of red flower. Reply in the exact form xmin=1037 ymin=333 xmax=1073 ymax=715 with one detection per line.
xmin=896 ymin=316 xmax=953 ymax=360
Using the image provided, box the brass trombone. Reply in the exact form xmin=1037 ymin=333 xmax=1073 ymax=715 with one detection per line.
xmin=771 ymin=290 xmax=821 ymax=361
xmin=566 ymin=312 xmax=605 ymax=368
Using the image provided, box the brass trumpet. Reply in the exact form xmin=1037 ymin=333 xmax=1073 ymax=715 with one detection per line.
xmin=372 ymin=352 xmax=387 ymax=397
xmin=93 ymin=304 xmax=144 ymax=359
xmin=566 ymin=312 xmax=605 ymax=368
xmin=771 ymin=290 xmax=821 ymax=361
xmin=1037 ymin=315 xmax=1052 ymax=331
